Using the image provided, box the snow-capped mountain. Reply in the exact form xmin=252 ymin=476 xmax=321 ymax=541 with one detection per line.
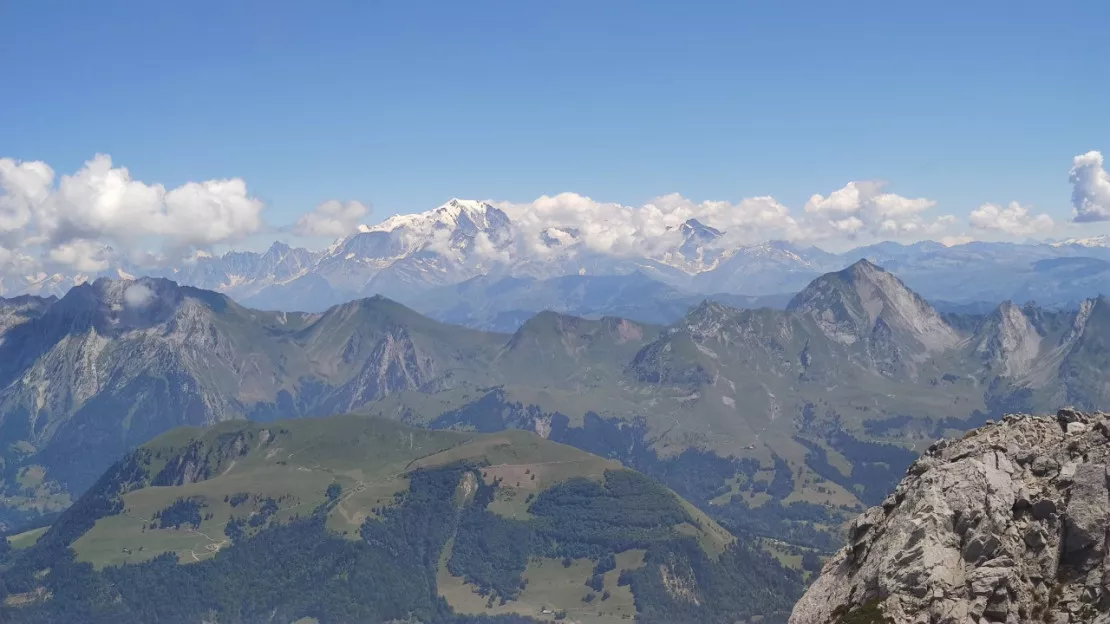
xmin=649 ymin=218 xmax=726 ymax=272
xmin=1050 ymin=234 xmax=1109 ymax=248
xmin=311 ymin=198 xmax=515 ymax=299
xmin=692 ymin=240 xmax=836 ymax=294
xmin=4 ymin=198 xmax=1110 ymax=312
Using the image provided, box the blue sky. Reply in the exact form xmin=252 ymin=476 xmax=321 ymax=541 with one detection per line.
xmin=2 ymin=1 xmax=1109 ymax=250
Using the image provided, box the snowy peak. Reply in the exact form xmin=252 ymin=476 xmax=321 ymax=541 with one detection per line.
xmin=788 ymin=259 xmax=959 ymax=351
xmin=729 ymin=240 xmax=821 ymax=268
xmin=340 ymin=199 xmax=513 ymax=268
xmin=679 ymin=218 xmax=723 ymax=242
xmin=436 ymin=198 xmax=506 ymax=230
xmin=258 ymin=241 xmax=318 ymax=280
xmin=361 ymin=198 xmax=509 ymax=237
xmin=652 ymin=218 xmax=732 ymax=272
xmin=1050 ymin=235 xmax=1109 ymax=248
xmin=314 ymin=198 xmax=519 ymax=301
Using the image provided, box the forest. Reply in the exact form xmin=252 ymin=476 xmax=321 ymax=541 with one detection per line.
xmin=0 ymin=462 xmax=802 ymax=623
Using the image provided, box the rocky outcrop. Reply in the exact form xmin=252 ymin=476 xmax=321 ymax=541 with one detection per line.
xmin=790 ymin=408 xmax=1110 ymax=624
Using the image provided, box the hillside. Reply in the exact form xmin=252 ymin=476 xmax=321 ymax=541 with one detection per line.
xmin=0 ymin=414 xmax=800 ymax=624
xmin=0 ymin=279 xmax=506 ymax=529
xmin=4 ymin=260 xmax=1110 ymax=564
xmin=790 ymin=408 xmax=1110 ymax=624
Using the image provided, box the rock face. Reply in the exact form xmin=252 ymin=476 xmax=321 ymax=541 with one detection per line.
xmin=790 ymin=408 xmax=1110 ymax=624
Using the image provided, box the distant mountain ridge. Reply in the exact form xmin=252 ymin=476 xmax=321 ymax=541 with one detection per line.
xmin=6 ymin=198 xmax=1110 ymax=312
xmin=2 ymin=260 xmax=1110 ymax=568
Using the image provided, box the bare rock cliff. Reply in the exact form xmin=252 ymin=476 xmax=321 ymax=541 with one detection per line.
xmin=790 ymin=408 xmax=1110 ymax=624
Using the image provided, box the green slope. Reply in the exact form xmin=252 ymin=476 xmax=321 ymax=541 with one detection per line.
xmin=0 ymin=414 xmax=799 ymax=624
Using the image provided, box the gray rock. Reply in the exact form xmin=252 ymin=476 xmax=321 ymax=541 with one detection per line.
xmin=1057 ymin=407 xmax=1087 ymax=431
xmin=1096 ymin=419 xmax=1110 ymax=439
xmin=1067 ymin=422 xmax=1090 ymax=436
xmin=1061 ymin=463 xmax=1109 ymax=566
xmin=1032 ymin=498 xmax=1057 ymax=520
xmin=790 ymin=410 xmax=1110 ymax=624
xmin=1059 ymin=461 xmax=1078 ymax=483
xmin=1024 ymin=527 xmax=1047 ymax=549
xmin=1032 ymin=455 xmax=1060 ymax=477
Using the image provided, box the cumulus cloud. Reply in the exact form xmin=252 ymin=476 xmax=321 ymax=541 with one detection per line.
xmin=487 ymin=155 xmax=1104 ymax=253
xmin=644 ymin=193 xmax=802 ymax=244
xmin=472 ymin=231 xmax=511 ymax=265
xmin=123 ymin=283 xmax=154 ymax=308
xmin=3 ymin=150 xmax=1086 ymax=289
xmin=489 ymin=182 xmax=958 ymax=259
xmin=1071 ymin=151 xmax=1110 ymax=222
xmin=0 ymin=245 xmax=37 ymax=275
xmin=969 ymin=201 xmax=1054 ymax=237
xmin=0 ymin=153 xmax=267 ymax=278
xmin=48 ymin=240 xmax=114 ymax=273
xmin=940 ymin=235 xmax=975 ymax=247
xmin=45 ymin=154 xmax=264 ymax=251
xmin=495 ymin=191 xmax=803 ymax=258
xmin=803 ymin=181 xmax=948 ymax=240
xmin=495 ymin=193 xmax=646 ymax=257
xmin=291 ymin=199 xmax=369 ymax=238
xmin=488 ymin=181 xmax=965 ymax=258
xmin=0 ymin=158 xmax=53 ymax=237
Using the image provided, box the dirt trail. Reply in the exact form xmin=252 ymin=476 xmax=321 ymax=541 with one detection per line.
xmin=183 ymin=527 xmax=229 ymax=562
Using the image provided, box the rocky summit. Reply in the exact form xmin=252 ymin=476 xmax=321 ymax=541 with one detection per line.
xmin=790 ymin=408 xmax=1110 ymax=624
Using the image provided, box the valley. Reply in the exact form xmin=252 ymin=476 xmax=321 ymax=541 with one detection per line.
xmin=1 ymin=258 xmax=1109 ymax=621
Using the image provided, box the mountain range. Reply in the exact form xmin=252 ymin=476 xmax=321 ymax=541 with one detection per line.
xmin=3 ymin=257 xmax=1110 ymax=560
xmin=7 ymin=199 xmax=1110 ymax=318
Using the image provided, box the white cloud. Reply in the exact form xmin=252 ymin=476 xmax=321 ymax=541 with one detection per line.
xmin=473 ymin=231 xmax=511 ymax=264
xmin=45 ymin=154 xmax=264 ymax=251
xmin=0 ymin=153 xmax=267 ymax=277
xmin=803 ymin=181 xmax=946 ymax=240
xmin=969 ymin=201 xmax=1054 ymax=237
xmin=0 ymin=158 xmax=53 ymax=237
xmin=495 ymin=193 xmax=644 ymax=257
xmin=495 ymin=191 xmax=803 ymax=258
xmin=291 ymin=199 xmax=369 ymax=238
xmin=123 ymin=283 xmax=155 ymax=308
xmin=643 ymin=193 xmax=802 ymax=245
xmin=48 ymin=240 xmax=113 ymax=273
xmin=1071 ymin=150 xmax=1110 ymax=222
xmin=489 ymin=182 xmax=962 ymax=258
xmin=2 ymin=151 xmax=1087 ymax=289
xmin=0 ymin=245 xmax=37 ymax=275
xmin=161 ymin=178 xmax=264 ymax=248
xmin=940 ymin=235 xmax=975 ymax=247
